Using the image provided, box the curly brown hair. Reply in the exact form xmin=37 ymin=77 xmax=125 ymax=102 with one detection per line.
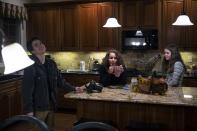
xmin=102 ymin=49 xmax=125 ymax=69
xmin=162 ymin=44 xmax=185 ymax=74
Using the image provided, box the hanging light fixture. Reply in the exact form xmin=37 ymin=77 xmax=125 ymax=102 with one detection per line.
xmin=135 ymin=26 xmax=143 ymax=36
xmin=103 ymin=2 xmax=121 ymax=28
xmin=0 ymin=28 xmax=34 ymax=74
xmin=172 ymin=0 xmax=194 ymax=26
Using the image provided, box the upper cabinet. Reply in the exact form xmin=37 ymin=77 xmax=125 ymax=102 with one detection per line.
xmin=27 ymin=7 xmax=60 ymax=51
xmin=186 ymin=0 xmax=197 ymax=50
xmin=120 ymin=0 xmax=158 ymax=30
xmin=60 ymin=5 xmax=79 ymax=50
xmin=78 ymin=2 xmax=119 ymax=51
xmin=98 ymin=2 xmax=119 ymax=50
xmin=27 ymin=5 xmax=78 ymax=51
xmin=78 ymin=3 xmax=99 ymax=51
xmin=26 ymin=0 xmax=197 ymax=51
xmin=43 ymin=7 xmax=60 ymax=51
xmin=162 ymin=0 xmax=185 ymax=49
xmin=26 ymin=2 xmax=119 ymax=51
xmin=27 ymin=7 xmax=45 ymax=42
xmin=162 ymin=0 xmax=197 ymax=50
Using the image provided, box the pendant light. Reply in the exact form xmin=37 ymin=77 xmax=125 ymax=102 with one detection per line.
xmin=103 ymin=2 xmax=121 ymax=28
xmin=135 ymin=26 xmax=143 ymax=36
xmin=0 ymin=28 xmax=34 ymax=74
xmin=172 ymin=0 xmax=194 ymax=26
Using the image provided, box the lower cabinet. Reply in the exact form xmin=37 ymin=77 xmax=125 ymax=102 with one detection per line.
xmin=58 ymin=73 xmax=99 ymax=109
xmin=0 ymin=79 xmax=23 ymax=122
xmin=182 ymin=78 xmax=197 ymax=87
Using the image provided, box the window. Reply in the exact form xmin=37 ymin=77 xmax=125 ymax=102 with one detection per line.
xmin=0 ymin=17 xmax=21 ymax=43
xmin=0 ymin=17 xmax=21 ymax=63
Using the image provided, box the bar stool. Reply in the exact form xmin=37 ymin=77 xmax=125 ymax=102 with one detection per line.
xmin=70 ymin=121 xmax=118 ymax=131
xmin=0 ymin=115 xmax=49 ymax=131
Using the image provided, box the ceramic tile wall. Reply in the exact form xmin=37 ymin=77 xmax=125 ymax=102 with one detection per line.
xmin=1 ymin=50 xmax=196 ymax=74
xmin=47 ymin=52 xmax=106 ymax=70
xmin=47 ymin=51 xmax=197 ymax=72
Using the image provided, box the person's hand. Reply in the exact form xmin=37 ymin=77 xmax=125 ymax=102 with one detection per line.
xmin=113 ymin=65 xmax=123 ymax=77
xmin=26 ymin=112 xmax=34 ymax=116
xmin=108 ymin=66 xmax=114 ymax=74
xmin=119 ymin=65 xmax=124 ymax=73
xmin=75 ymin=87 xmax=83 ymax=93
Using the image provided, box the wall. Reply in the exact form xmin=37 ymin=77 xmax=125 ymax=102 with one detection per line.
xmin=47 ymin=51 xmax=197 ymax=74
xmin=47 ymin=51 xmax=161 ymax=71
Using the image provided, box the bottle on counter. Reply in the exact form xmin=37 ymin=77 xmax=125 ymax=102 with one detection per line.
xmin=130 ymin=77 xmax=138 ymax=92
xmin=80 ymin=61 xmax=85 ymax=71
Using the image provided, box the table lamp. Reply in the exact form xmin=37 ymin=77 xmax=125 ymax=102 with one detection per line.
xmin=0 ymin=28 xmax=34 ymax=74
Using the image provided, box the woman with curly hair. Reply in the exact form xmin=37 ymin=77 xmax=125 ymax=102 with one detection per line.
xmin=99 ymin=49 xmax=127 ymax=86
xmin=162 ymin=44 xmax=186 ymax=87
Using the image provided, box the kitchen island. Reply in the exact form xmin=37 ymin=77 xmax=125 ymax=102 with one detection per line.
xmin=64 ymin=86 xmax=197 ymax=131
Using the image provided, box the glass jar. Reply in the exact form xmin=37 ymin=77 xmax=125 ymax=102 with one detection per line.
xmin=130 ymin=77 xmax=138 ymax=92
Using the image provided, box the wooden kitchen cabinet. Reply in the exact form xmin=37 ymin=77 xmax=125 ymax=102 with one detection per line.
xmin=27 ymin=2 xmax=120 ymax=51
xmin=78 ymin=3 xmax=99 ymax=51
xmin=61 ymin=73 xmax=99 ymax=87
xmin=186 ymin=0 xmax=197 ymax=50
xmin=120 ymin=0 xmax=158 ymax=30
xmin=0 ymin=79 xmax=23 ymax=122
xmin=27 ymin=5 xmax=78 ymax=51
xmin=27 ymin=7 xmax=60 ymax=51
xmin=162 ymin=0 xmax=197 ymax=50
xmin=43 ymin=7 xmax=60 ymax=51
xmin=162 ymin=0 xmax=186 ymax=50
xmin=182 ymin=77 xmax=197 ymax=87
xmin=98 ymin=2 xmax=120 ymax=50
xmin=60 ymin=5 xmax=79 ymax=50
xmin=78 ymin=2 xmax=120 ymax=51
xmin=27 ymin=7 xmax=45 ymax=43
xmin=58 ymin=73 xmax=99 ymax=109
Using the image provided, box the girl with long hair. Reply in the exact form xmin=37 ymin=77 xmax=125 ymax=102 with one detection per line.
xmin=99 ymin=49 xmax=127 ymax=87
xmin=162 ymin=44 xmax=185 ymax=87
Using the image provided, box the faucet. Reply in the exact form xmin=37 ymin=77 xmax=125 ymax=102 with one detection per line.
xmin=88 ymin=56 xmax=94 ymax=71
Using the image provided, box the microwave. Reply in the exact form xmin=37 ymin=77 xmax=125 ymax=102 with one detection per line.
xmin=122 ymin=30 xmax=158 ymax=50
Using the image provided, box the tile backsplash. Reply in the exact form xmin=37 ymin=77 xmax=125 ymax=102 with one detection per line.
xmin=1 ymin=50 xmax=196 ymax=74
xmin=47 ymin=50 xmax=197 ymax=72
xmin=46 ymin=52 xmax=106 ymax=70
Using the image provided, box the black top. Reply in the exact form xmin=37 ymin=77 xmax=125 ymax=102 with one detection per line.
xmin=22 ymin=55 xmax=76 ymax=114
xmin=99 ymin=65 xmax=127 ymax=87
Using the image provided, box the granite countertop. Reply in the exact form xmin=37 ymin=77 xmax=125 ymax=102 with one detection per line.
xmin=61 ymin=69 xmax=99 ymax=75
xmin=0 ymin=75 xmax=23 ymax=84
xmin=64 ymin=85 xmax=197 ymax=107
xmin=61 ymin=70 xmax=197 ymax=78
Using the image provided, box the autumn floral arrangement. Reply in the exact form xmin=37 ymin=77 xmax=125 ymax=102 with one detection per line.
xmin=131 ymin=73 xmax=168 ymax=95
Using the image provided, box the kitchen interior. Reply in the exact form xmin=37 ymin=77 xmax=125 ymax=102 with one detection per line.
xmin=0 ymin=0 xmax=197 ymax=131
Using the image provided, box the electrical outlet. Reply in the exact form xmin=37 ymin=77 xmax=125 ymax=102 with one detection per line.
xmin=188 ymin=56 xmax=192 ymax=62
